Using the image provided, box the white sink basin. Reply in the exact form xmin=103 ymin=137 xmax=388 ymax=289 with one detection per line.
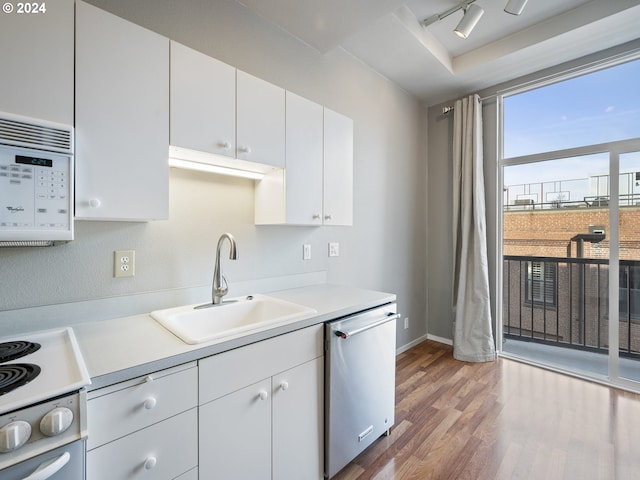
xmin=150 ymin=294 xmax=317 ymax=344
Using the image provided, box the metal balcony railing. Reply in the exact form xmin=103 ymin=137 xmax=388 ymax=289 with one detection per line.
xmin=503 ymin=255 xmax=640 ymax=359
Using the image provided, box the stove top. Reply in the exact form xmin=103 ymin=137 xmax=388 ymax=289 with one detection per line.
xmin=0 ymin=364 xmax=41 ymax=396
xmin=0 ymin=341 xmax=41 ymax=363
xmin=0 ymin=327 xmax=90 ymax=415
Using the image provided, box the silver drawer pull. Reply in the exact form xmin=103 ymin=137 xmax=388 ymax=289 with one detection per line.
xmin=335 ymin=313 xmax=400 ymax=339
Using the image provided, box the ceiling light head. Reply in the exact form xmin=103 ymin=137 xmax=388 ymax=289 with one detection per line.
xmin=454 ymin=3 xmax=484 ymax=39
xmin=504 ymin=0 xmax=528 ymax=16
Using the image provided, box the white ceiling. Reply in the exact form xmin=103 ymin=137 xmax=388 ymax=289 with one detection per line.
xmin=235 ymin=0 xmax=640 ymax=105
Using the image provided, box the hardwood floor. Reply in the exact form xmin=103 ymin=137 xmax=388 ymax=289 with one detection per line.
xmin=332 ymin=340 xmax=640 ymax=480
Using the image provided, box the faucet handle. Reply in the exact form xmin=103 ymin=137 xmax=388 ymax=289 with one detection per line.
xmin=216 ymin=274 xmax=229 ymax=297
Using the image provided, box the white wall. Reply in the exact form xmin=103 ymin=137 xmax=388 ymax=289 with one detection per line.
xmin=0 ymin=0 xmax=427 ymax=349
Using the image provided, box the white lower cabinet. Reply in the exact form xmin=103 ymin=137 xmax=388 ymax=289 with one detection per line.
xmin=87 ymin=409 xmax=197 ymax=480
xmin=200 ymin=378 xmax=272 ymax=479
xmin=272 ymin=358 xmax=324 ymax=480
xmin=87 ymin=326 xmax=324 ymax=480
xmin=199 ymin=325 xmax=324 ymax=480
xmin=86 ymin=363 xmax=198 ymax=480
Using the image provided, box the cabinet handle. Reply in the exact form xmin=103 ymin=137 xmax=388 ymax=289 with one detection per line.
xmin=88 ymin=198 xmax=101 ymax=208
xmin=143 ymin=397 xmax=157 ymax=410
xmin=280 ymin=381 xmax=289 ymax=391
xmin=258 ymin=390 xmax=268 ymax=401
xmin=143 ymin=456 xmax=157 ymax=470
xmin=312 ymin=213 xmax=321 ymax=220
xmin=238 ymin=146 xmax=252 ymax=154
xmin=324 ymin=214 xmax=332 ymax=220
xmin=218 ymin=141 xmax=232 ymax=150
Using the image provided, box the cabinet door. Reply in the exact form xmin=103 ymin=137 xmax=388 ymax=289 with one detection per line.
xmin=237 ymin=71 xmax=285 ymax=168
xmin=323 ymin=108 xmax=353 ymax=226
xmin=273 ymin=358 xmax=324 ymax=480
xmin=285 ymin=92 xmax=324 ymax=225
xmin=0 ymin=0 xmax=74 ymax=124
xmin=199 ymin=379 xmax=271 ymax=480
xmin=75 ymin=1 xmax=169 ymax=221
xmin=170 ymin=41 xmax=236 ymax=158
xmin=254 ymin=92 xmax=323 ymax=225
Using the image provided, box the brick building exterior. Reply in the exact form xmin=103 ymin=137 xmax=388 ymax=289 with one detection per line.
xmin=503 ymin=205 xmax=640 ymax=260
xmin=503 ymin=205 xmax=640 ymax=354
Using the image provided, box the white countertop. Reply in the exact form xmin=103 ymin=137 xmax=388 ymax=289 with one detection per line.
xmin=72 ymin=284 xmax=395 ymax=390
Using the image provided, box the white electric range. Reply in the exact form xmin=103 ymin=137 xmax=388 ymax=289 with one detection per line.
xmin=0 ymin=327 xmax=90 ymax=478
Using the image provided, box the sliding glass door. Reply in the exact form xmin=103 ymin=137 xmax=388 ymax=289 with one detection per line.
xmin=615 ymin=151 xmax=640 ymax=386
xmin=498 ymin=55 xmax=640 ymax=391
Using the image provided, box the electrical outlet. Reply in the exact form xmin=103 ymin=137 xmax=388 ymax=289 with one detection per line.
xmin=114 ymin=250 xmax=135 ymax=278
xmin=404 ymin=317 xmax=409 ymax=330
xmin=328 ymin=242 xmax=339 ymax=257
xmin=303 ymin=244 xmax=312 ymax=260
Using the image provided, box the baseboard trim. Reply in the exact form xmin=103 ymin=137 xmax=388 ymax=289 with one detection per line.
xmin=427 ymin=334 xmax=453 ymax=346
xmin=396 ymin=334 xmax=428 ymax=354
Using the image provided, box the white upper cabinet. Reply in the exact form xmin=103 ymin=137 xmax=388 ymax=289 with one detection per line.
xmin=170 ymin=44 xmax=285 ymax=170
xmin=170 ymin=41 xmax=236 ymax=158
xmin=236 ymin=71 xmax=285 ymax=168
xmin=255 ymin=100 xmax=353 ymax=226
xmin=0 ymin=0 xmax=74 ymax=124
xmin=323 ymin=108 xmax=354 ymax=226
xmin=285 ymin=93 xmax=324 ymax=224
xmin=255 ymin=92 xmax=323 ymax=225
xmin=75 ymin=1 xmax=169 ymax=221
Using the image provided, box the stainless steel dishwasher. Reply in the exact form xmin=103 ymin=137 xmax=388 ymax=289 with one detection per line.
xmin=325 ymin=303 xmax=398 ymax=478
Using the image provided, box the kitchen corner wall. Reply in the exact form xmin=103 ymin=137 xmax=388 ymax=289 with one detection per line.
xmin=426 ymin=99 xmax=499 ymax=344
xmin=426 ymin=107 xmax=454 ymax=342
xmin=0 ymin=0 xmax=427 ymax=350
xmin=425 ymin=38 xmax=640 ymax=345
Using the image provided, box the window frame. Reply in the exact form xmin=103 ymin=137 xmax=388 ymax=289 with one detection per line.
xmin=525 ymin=260 xmax=557 ymax=307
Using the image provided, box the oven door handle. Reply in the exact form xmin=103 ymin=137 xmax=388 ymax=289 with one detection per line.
xmin=21 ymin=451 xmax=70 ymax=480
xmin=334 ymin=313 xmax=400 ymax=339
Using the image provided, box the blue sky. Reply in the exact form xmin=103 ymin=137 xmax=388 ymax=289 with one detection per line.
xmin=503 ymin=57 xmax=640 ymax=193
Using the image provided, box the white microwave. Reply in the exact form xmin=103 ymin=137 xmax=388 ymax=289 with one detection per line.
xmin=0 ymin=112 xmax=74 ymax=247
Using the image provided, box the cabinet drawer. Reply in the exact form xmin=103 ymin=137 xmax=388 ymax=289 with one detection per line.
xmin=199 ymin=324 xmax=323 ymax=404
xmin=87 ymin=408 xmax=197 ymax=480
xmin=87 ymin=364 xmax=197 ymax=449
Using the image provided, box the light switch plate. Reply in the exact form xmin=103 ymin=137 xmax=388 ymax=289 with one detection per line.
xmin=329 ymin=242 xmax=339 ymax=257
xmin=303 ymin=244 xmax=312 ymax=260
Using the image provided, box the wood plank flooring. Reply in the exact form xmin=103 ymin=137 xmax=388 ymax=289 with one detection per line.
xmin=332 ymin=340 xmax=640 ymax=480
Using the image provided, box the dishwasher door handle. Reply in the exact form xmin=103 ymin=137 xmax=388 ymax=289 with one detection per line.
xmin=334 ymin=313 xmax=400 ymax=339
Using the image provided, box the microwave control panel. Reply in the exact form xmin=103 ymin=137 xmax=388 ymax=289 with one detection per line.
xmin=0 ymin=147 xmax=73 ymax=240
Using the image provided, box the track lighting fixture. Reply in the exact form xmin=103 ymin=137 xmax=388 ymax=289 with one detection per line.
xmin=504 ymin=0 xmax=529 ymax=16
xmin=454 ymin=4 xmax=484 ymax=39
xmin=421 ymin=0 xmax=529 ymax=39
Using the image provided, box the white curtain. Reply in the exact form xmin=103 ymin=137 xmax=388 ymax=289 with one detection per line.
xmin=452 ymin=94 xmax=496 ymax=362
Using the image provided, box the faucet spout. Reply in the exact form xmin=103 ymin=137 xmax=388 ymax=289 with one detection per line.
xmin=212 ymin=233 xmax=238 ymax=304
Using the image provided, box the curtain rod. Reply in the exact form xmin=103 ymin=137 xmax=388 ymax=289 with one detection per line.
xmin=441 ymin=93 xmax=496 ymax=114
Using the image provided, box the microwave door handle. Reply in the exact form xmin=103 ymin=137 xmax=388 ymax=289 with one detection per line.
xmin=21 ymin=451 xmax=71 ymax=480
xmin=334 ymin=313 xmax=400 ymax=339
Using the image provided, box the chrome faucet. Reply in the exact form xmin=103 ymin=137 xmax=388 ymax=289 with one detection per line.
xmin=212 ymin=233 xmax=238 ymax=305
